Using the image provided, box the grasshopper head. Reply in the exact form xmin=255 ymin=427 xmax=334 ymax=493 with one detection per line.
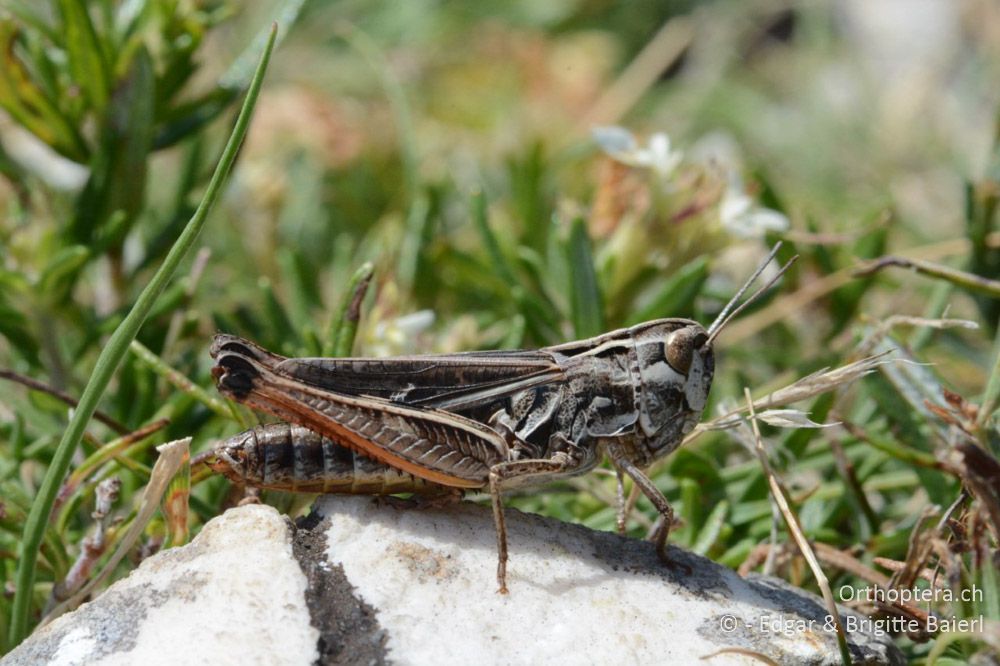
xmin=629 ymin=319 xmax=715 ymax=463
xmin=626 ymin=243 xmax=795 ymax=465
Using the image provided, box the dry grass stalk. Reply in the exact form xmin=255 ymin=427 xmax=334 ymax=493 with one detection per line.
xmin=687 ymin=353 xmax=893 ymax=440
xmin=40 ymin=438 xmax=191 ymax=627
xmin=699 ymin=647 xmax=781 ymax=665
xmin=742 ymin=388 xmax=851 ymax=664
xmin=857 ymin=316 xmax=978 ymax=358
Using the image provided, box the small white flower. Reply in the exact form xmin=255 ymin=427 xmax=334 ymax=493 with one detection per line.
xmin=592 ymin=126 xmax=683 ymax=178
xmin=369 ymin=310 xmax=436 ymax=356
xmin=391 ymin=310 xmax=436 ymax=336
xmin=592 ymin=126 xmax=636 ymax=155
xmin=719 ymin=182 xmax=789 ymax=239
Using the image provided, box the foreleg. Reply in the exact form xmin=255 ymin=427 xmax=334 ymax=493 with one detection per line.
xmin=604 ymin=442 xmax=675 ymax=562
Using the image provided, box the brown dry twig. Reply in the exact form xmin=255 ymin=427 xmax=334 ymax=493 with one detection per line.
xmin=0 ymin=369 xmax=129 ymax=434
xmin=854 ymin=255 xmax=1000 ymax=298
xmin=49 ymin=478 xmax=122 ymax=607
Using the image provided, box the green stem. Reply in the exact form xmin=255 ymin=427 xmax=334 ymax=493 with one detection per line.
xmin=8 ymin=24 xmax=277 ymax=648
xmin=129 ymin=340 xmax=232 ymax=419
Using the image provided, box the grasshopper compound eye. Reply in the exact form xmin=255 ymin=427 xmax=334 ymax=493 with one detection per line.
xmin=665 ymin=327 xmax=708 ymax=376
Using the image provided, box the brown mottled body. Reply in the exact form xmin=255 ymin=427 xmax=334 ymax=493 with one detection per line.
xmin=210 ymin=321 xmax=712 ymax=593
xmin=210 ymin=245 xmax=791 ymax=592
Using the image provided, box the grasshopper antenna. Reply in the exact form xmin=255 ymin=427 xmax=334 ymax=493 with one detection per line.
xmin=705 ymin=242 xmax=798 ymax=346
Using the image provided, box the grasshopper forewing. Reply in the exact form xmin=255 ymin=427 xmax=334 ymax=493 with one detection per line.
xmin=211 ymin=244 xmax=795 ymax=592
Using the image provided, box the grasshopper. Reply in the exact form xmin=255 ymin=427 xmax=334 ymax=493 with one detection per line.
xmin=210 ymin=245 xmax=793 ymax=592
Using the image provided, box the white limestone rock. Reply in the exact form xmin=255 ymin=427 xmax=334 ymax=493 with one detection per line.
xmin=3 ymin=505 xmax=318 ymax=666
xmin=4 ymin=498 xmax=903 ymax=666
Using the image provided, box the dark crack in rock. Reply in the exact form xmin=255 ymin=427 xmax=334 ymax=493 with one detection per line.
xmin=293 ymin=511 xmax=390 ymax=666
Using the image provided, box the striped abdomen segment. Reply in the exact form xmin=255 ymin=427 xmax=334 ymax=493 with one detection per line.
xmin=211 ymin=422 xmax=448 ymax=495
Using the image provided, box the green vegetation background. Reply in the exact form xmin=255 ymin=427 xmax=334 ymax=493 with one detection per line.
xmin=1 ymin=1 xmax=998 ymax=662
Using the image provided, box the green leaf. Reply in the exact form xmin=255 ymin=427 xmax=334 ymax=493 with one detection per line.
xmin=566 ymin=217 xmax=604 ymax=338
xmin=966 ymin=114 xmax=1000 ymax=333
xmin=57 ymin=0 xmax=111 ymax=112
xmin=104 ymin=44 xmax=156 ymax=228
xmin=37 ymin=245 xmax=90 ymax=299
xmin=5 ymin=2 xmax=60 ymax=43
xmin=113 ymin=0 xmax=153 ymax=41
xmin=155 ymin=0 xmax=304 ymax=149
xmin=258 ymin=277 xmax=297 ymax=353
xmin=68 ymin=45 xmax=155 ymax=247
xmin=980 ymin=324 xmax=1000 ymax=429
xmin=693 ymin=500 xmax=729 ymax=556
xmin=277 ymin=247 xmax=319 ymax=329
xmin=0 ymin=20 xmax=88 ymax=161
xmin=628 ymin=256 xmax=709 ymax=325
xmin=677 ymin=478 xmax=701 ymax=546
xmin=507 ymin=142 xmax=550 ymax=252
xmin=337 ymin=21 xmax=418 ymax=203
xmin=0 ymin=299 xmax=40 ymax=366
xmin=153 ymin=87 xmax=238 ymax=150
xmin=472 ymin=189 xmax=516 ymax=286
xmin=397 ymin=193 xmax=435 ymax=295
xmin=829 ymin=222 xmax=886 ymax=335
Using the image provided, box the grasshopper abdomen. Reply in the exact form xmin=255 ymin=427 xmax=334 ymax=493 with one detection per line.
xmin=211 ymin=422 xmax=448 ymax=495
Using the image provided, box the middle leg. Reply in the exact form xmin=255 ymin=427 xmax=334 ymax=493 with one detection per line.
xmin=488 ymin=452 xmax=573 ymax=594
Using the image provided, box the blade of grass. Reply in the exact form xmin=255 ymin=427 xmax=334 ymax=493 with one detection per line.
xmin=8 ymin=24 xmax=277 ymax=647
xmin=567 ymin=217 xmax=604 ymax=338
xmin=58 ymin=0 xmax=111 ymax=111
xmin=472 ymin=189 xmax=517 ymax=286
xmin=692 ymin=500 xmax=729 ymax=556
xmin=257 ymin=277 xmax=297 ymax=350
